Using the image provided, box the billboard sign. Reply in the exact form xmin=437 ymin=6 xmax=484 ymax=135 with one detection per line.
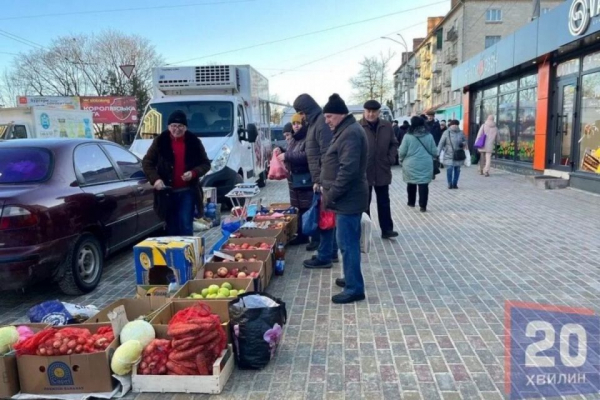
xmin=17 ymin=96 xmax=80 ymax=110
xmin=80 ymin=96 xmax=138 ymax=124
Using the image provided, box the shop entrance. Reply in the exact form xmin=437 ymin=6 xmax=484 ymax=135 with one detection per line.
xmin=550 ymin=78 xmax=578 ymax=170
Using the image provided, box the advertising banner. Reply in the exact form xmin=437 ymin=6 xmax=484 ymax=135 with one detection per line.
xmin=17 ymin=96 xmax=80 ymax=110
xmin=80 ymin=96 xmax=137 ymax=124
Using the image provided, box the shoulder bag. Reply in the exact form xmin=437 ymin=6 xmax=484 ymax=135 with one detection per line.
xmin=415 ymin=136 xmax=441 ymax=176
xmin=448 ymin=132 xmax=466 ymax=161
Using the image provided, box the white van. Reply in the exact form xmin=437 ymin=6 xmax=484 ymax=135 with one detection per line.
xmin=130 ymin=65 xmax=272 ymax=202
xmin=0 ymin=107 xmax=94 ymax=140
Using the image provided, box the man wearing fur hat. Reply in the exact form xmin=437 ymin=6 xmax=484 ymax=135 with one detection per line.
xmin=320 ymin=93 xmax=368 ymax=304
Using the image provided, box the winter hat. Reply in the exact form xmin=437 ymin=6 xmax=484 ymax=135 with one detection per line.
xmin=448 ymin=119 xmax=459 ymax=126
xmin=283 ymin=122 xmax=293 ymax=134
xmin=168 ymin=110 xmax=187 ymax=126
xmin=291 ymin=113 xmax=303 ymax=124
xmin=323 ymin=93 xmax=349 ymax=115
xmin=363 ymin=100 xmax=381 ymax=110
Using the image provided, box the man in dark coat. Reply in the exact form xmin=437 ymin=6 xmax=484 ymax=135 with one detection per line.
xmin=320 ymin=93 xmax=368 ymax=304
xmin=425 ymin=111 xmax=443 ymax=145
xmin=293 ymin=94 xmax=338 ymax=263
xmin=142 ymin=110 xmax=211 ymax=236
xmin=360 ymin=100 xmax=399 ymax=239
xmin=398 ymin=120 xmax=409 ymax=144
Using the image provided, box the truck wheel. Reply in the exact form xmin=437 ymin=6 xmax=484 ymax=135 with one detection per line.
xmin=257 ymin=171 xmax=266 ymax=188
xmin=58 ymin=233 xmax=104 ymax=295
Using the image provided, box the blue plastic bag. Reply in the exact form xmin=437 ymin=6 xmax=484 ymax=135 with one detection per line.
xmin=302 ymin=193 xmax=320 ymax=236
xmin=28 ymin=300 xmax=73 ymax=326
xmin=211 ymin=217 xmax=243 ymax=254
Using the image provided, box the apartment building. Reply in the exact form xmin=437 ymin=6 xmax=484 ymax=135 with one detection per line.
xmin=393 ymin=0 xmax=563 ymax=121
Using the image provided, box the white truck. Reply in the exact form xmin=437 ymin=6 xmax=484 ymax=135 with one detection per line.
xmin=130 ymin=65 xmax=272 ymax=202
xmin=0 ymin=107 xmax=94 ymax=140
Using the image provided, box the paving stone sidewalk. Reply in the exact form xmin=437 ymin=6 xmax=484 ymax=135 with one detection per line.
xmin=3 ymin=165 xmax=600 ymax=400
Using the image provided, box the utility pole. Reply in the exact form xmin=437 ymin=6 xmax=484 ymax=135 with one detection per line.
xmin=381 ymin=36 xmax=412 ymax=116
xmin=531 ymin=0 xmax=540 ymax=20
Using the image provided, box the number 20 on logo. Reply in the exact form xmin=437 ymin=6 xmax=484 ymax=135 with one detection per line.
xmin=505 ymin=301 xmax=600 ymax=399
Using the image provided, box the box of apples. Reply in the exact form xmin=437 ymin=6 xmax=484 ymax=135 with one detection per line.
xmin=221 ymin=238 xmax=276 ymax=252
xmin=201 ymin=261 xmax=265 ymax=292
xmin=212 ymin=249 xmax=273 ymax=286
xmin=231 ymin=227 xmax=287 ymax=244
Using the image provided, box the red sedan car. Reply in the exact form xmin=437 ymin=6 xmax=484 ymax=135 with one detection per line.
xmin=0 ymin=139 xmax=163 ymax=294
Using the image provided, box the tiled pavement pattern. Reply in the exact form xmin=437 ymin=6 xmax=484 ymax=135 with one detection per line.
xmin=3 ymin=166 xmax=600 ymax=400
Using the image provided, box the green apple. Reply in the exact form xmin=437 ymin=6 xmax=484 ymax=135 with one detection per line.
xmin=220 ymin=282 xmax=233 ymax=290
xmin=238 ymin=289 xmax=245 ymax=295
xmin=208 ymin=284 xmax=220 ymax=295
xmin=229 ymin=289 xmax=238 ymax=298
xmin=218 ymin=288 xmax=230 ymax=297
xmin=201 ymin=288 xmax=210 ymax=297
xmin=207 ymin=293 xmax=217 ymax=299
xmin=216 ymin=293 xmax=227 ymax=299
xmin=192 ymin=293 xmax=203 ymax=299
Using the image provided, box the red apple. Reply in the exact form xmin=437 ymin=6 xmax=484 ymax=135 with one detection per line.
xmin=237 ymin=258 xmax=246 ymax=262
xmin=241 ymin=243 xmax=250 ymax=250
xmin=231 ymin=268 xmax=239 ymax=276
xmin=238 ymin=272 xmax=247 ymax=278
xmin=204 ymin=271 xmax=214 ymax=279
xmin=217 ymin=267 xmax=229 ymax=278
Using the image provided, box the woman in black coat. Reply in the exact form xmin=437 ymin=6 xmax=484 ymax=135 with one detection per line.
xmin=277 ymin=113 xmax=314 ymax=245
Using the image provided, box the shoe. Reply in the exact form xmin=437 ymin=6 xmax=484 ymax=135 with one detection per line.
xmin=312 ymin=255 xmax=339 ymax=263
xmin=407 ymin=203 xmax=415 ymax=208
xmin=382 ymin=230 xmax=399 ymax=239
xmin=448 ymin=184 xmax=453 ymax=189
xmin=453 ymin=184 xmax=458 ymax=189
xmin=303 ymin=258 xmax=332 ymax=269
xmin=419 ymin=207 xmax=427 ymax=213
xmin=289 ymin=236 xmax=309 ymax=246
xmin=332 ymin=292 xmax=365 ymax=304
xmin=335 ymin=278 xmax=346 ymax=288
xmin=479 ymin=171 xmax=484 ymax=175
xmin=306 ymin=241 xmax=319 ymax=251
xmin=485 ymin=172 xmax=490 ymax=177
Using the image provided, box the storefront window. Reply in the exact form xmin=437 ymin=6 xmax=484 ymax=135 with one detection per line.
xmin=498 ymin=93 xmax=517 ymax=159
xmin=556 ymin=58 xmax=580 ymax=77
xmin=520 ymin=74 xmax=537 ymax=87
xmin=517 ymin=88 xmax=537 ymax=162
xmin=484 ymin=87 xmax=498 ymax=98
xmin=583 ymin=51 xmax=600 ymax=72
xmin=500 ymin=80 xmax=517 ymax=93
xmin=482 ymin=97 xmax=497 ymax=122
xmin=578 ymin=72 xmax=600 ymax=175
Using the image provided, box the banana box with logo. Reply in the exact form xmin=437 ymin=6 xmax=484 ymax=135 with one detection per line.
xmin=17 ymin=323 xmax=117 ymax=395
xmin=133 ymin=236 xmax=205 ymax=286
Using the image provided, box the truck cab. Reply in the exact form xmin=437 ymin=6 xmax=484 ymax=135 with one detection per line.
xmin=0 ymin=123 xmax=28 ymax=140
xmin=130 ymin=65 xmax=272 ymax=203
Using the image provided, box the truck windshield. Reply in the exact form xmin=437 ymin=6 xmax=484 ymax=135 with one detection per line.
xmin=138 ymin=101 xmax=234 ymax=139
xmin=0 ymin=125 xmax=9 ymax=140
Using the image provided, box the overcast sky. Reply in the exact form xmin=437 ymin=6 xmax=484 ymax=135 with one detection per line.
xmin=0 ymin=0 xmax=451 ymax=106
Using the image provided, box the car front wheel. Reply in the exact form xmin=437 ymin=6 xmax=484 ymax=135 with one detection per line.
xmin=58 ymin=233 xmax=104 ymax=295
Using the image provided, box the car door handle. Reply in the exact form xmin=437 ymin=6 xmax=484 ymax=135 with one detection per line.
xmin=95 ymin=193 xmax=106 ymax=202
xmin=136 ymin=186 xmax=145 ymax=194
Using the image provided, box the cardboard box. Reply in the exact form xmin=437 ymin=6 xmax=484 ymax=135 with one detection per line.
xmin=133 ymin=237 xmax=205 ymax=286
xmin=213 ymin=249 xmax=273 ymax=288
xmin=172 ymin=279 xmax=253 ymax=301
xmin=17 ymin=324 xmax=117 ymax=395
xmin=0 ymin=324 xmax=48 ymax=398
xmin=222 ymin=237 xmax=277 ymax=252
xmin=201 ymin=262 xmax=265 ymax=292
xmin=86 ymin=298 xmax=167 ymax=323
xmin=235 ymin=227 xmax=286 ymax=243
xmin=132 ymin=322 xmax=233 ymax=394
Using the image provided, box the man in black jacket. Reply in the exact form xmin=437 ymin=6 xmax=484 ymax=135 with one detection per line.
xmin=320 ymin=93 xmax=368 ymax=304
xmin=142 ymin=110 xmax=211 ymax=236
xmin=425 ymin=111 xmax=443 ymax=145
xmin=293 ymin=94 xmax=338 ymax=268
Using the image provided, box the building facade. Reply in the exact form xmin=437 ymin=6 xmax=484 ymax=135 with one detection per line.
xmin=452 ymin=0 xmax=600 ymax=193
xmin=393 ymin=0 xmax=562 ymax=122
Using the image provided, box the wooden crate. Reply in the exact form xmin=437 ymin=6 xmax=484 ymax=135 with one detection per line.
xmin=132 ymin=345 xmax=234 ymax=394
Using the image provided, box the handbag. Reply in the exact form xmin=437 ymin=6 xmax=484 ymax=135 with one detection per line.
xmin=448 ymin=133 xmax=466 ymax=161
xmin=301 ymin=193 xmax=320 ymax=236
xmin=416 ymin=136 xmax=440 ymax=176
xmin=291 ymin=171 xmax=312 ymax=189
xmin=474 ymin=129 xmax=487 ymax=149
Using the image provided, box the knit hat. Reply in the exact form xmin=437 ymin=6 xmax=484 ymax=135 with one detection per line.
xmin=323 ymin=93 xmax=349 ymax=115
xmin=283 ymin=122 xmax=293 ymax=134
xmin=363 ymin=100 xmax=381 ymax=110
xmin=168 ymin=110 xmax=187 ymax=126
xmin=291 ymin=113 xmax=303 ymax=124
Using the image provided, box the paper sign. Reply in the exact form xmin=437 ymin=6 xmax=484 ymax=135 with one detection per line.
xmin=107 ymin=305 xmax=129 ymax=336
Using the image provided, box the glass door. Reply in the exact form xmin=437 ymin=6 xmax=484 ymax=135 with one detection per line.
xmin=551 ymin=78 xmax=578 ymax=170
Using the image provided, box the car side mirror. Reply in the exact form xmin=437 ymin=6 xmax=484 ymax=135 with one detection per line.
xmin=246 ymin=123 xmax=259 ymax=143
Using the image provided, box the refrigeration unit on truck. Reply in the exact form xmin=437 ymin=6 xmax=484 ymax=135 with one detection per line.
xmin=0 ymin=107 xmax=94 ymax=140
xmin=130 ymin=65 xmax=272 ymax=202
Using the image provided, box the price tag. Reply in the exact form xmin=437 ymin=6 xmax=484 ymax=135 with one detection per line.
xmin=505 ymin=301 xmax=600 ymax=399
xmin=107 ymin=305 xmax=129 ymax=336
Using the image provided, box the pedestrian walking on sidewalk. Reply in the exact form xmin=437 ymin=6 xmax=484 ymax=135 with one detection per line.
xmin=360 ymin=100 xmax=399 ymax=239
xmin=278 ymin=113 xmax=315 ymax=245
xmin=398 ymin=116 xmax=438 ymax=212
xmin=293 ymin=94 xmax=338 ymax=266
xmin=142 ymin=110 xmax=211 ymax=235
xmin=320 ymin=93 xmax=368 ymax=304
xmin=425 ymin=111 xmax=443 ymax=146
xmin=438 ymin=119 xmax=467 ymax=189
xmin=475 ymin=115 xmax=498 ymax=177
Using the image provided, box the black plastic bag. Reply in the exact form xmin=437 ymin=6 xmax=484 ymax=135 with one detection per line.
xmin=229 ymin=292 xmax=287 ymax=369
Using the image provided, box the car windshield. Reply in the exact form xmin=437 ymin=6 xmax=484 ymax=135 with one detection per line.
xmin=0 ymin=148 xmax=52 ymax=183
xmin=0 ymin=125 xmax=9 ymax=140
xmin=271 ymin=128 xmax=284 ymax=141
xmin=138 ymin=101 xmax=234 ymax=139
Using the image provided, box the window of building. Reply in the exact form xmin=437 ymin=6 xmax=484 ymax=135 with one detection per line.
xmin=486 ymin=9 xmax=502 ymax=22
xmin=499 ymin=79 xmax=517 ymax=93
xmin=519 ymin=74 xmax=538 ymax=88
xmin=485 ymin=36 xmax=501 ymax=49
xmin=556 ymin=58 xmax=580 ymax=77
xmin=436 ymin=29 xmax=443 ymax=51
xmin=583 ymin=50 xmax=600 ymax=72
xmin=517 ymin=88 xmax=537 ymax=162
xmin=498 ymin=92 xmax=517 ymax=160
xmin=578 ymin=72 xmax=600 ymax=175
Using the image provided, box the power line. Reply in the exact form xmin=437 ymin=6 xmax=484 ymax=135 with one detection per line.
xmin=0 ymin=0 xmax=255 ymax=21
xmin=0 ymin=29 xmax=44 ymax=49
xmin=166 ymin=0 xmax=446 ymax=65
xmin=269 ymin=22 xmax=426 ymax=78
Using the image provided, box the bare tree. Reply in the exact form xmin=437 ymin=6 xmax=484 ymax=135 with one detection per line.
xmin=350 ymin=51 xmax=395 ymax=104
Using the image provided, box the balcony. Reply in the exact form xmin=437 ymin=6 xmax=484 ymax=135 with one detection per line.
xmin=421 ymin=70 xmax=431 ymax=80
xmin=421 ymin=53 xmax=431 ymax=62
xmin=432 ymin=62 xmax=442 ymax=74
xmin=445 ymin=48 xmax=458 ymax=65
xmin=446 ymin=26 xmax=458 ymax=42
xmin=444 ymin=77 xmax=451 ymax=87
